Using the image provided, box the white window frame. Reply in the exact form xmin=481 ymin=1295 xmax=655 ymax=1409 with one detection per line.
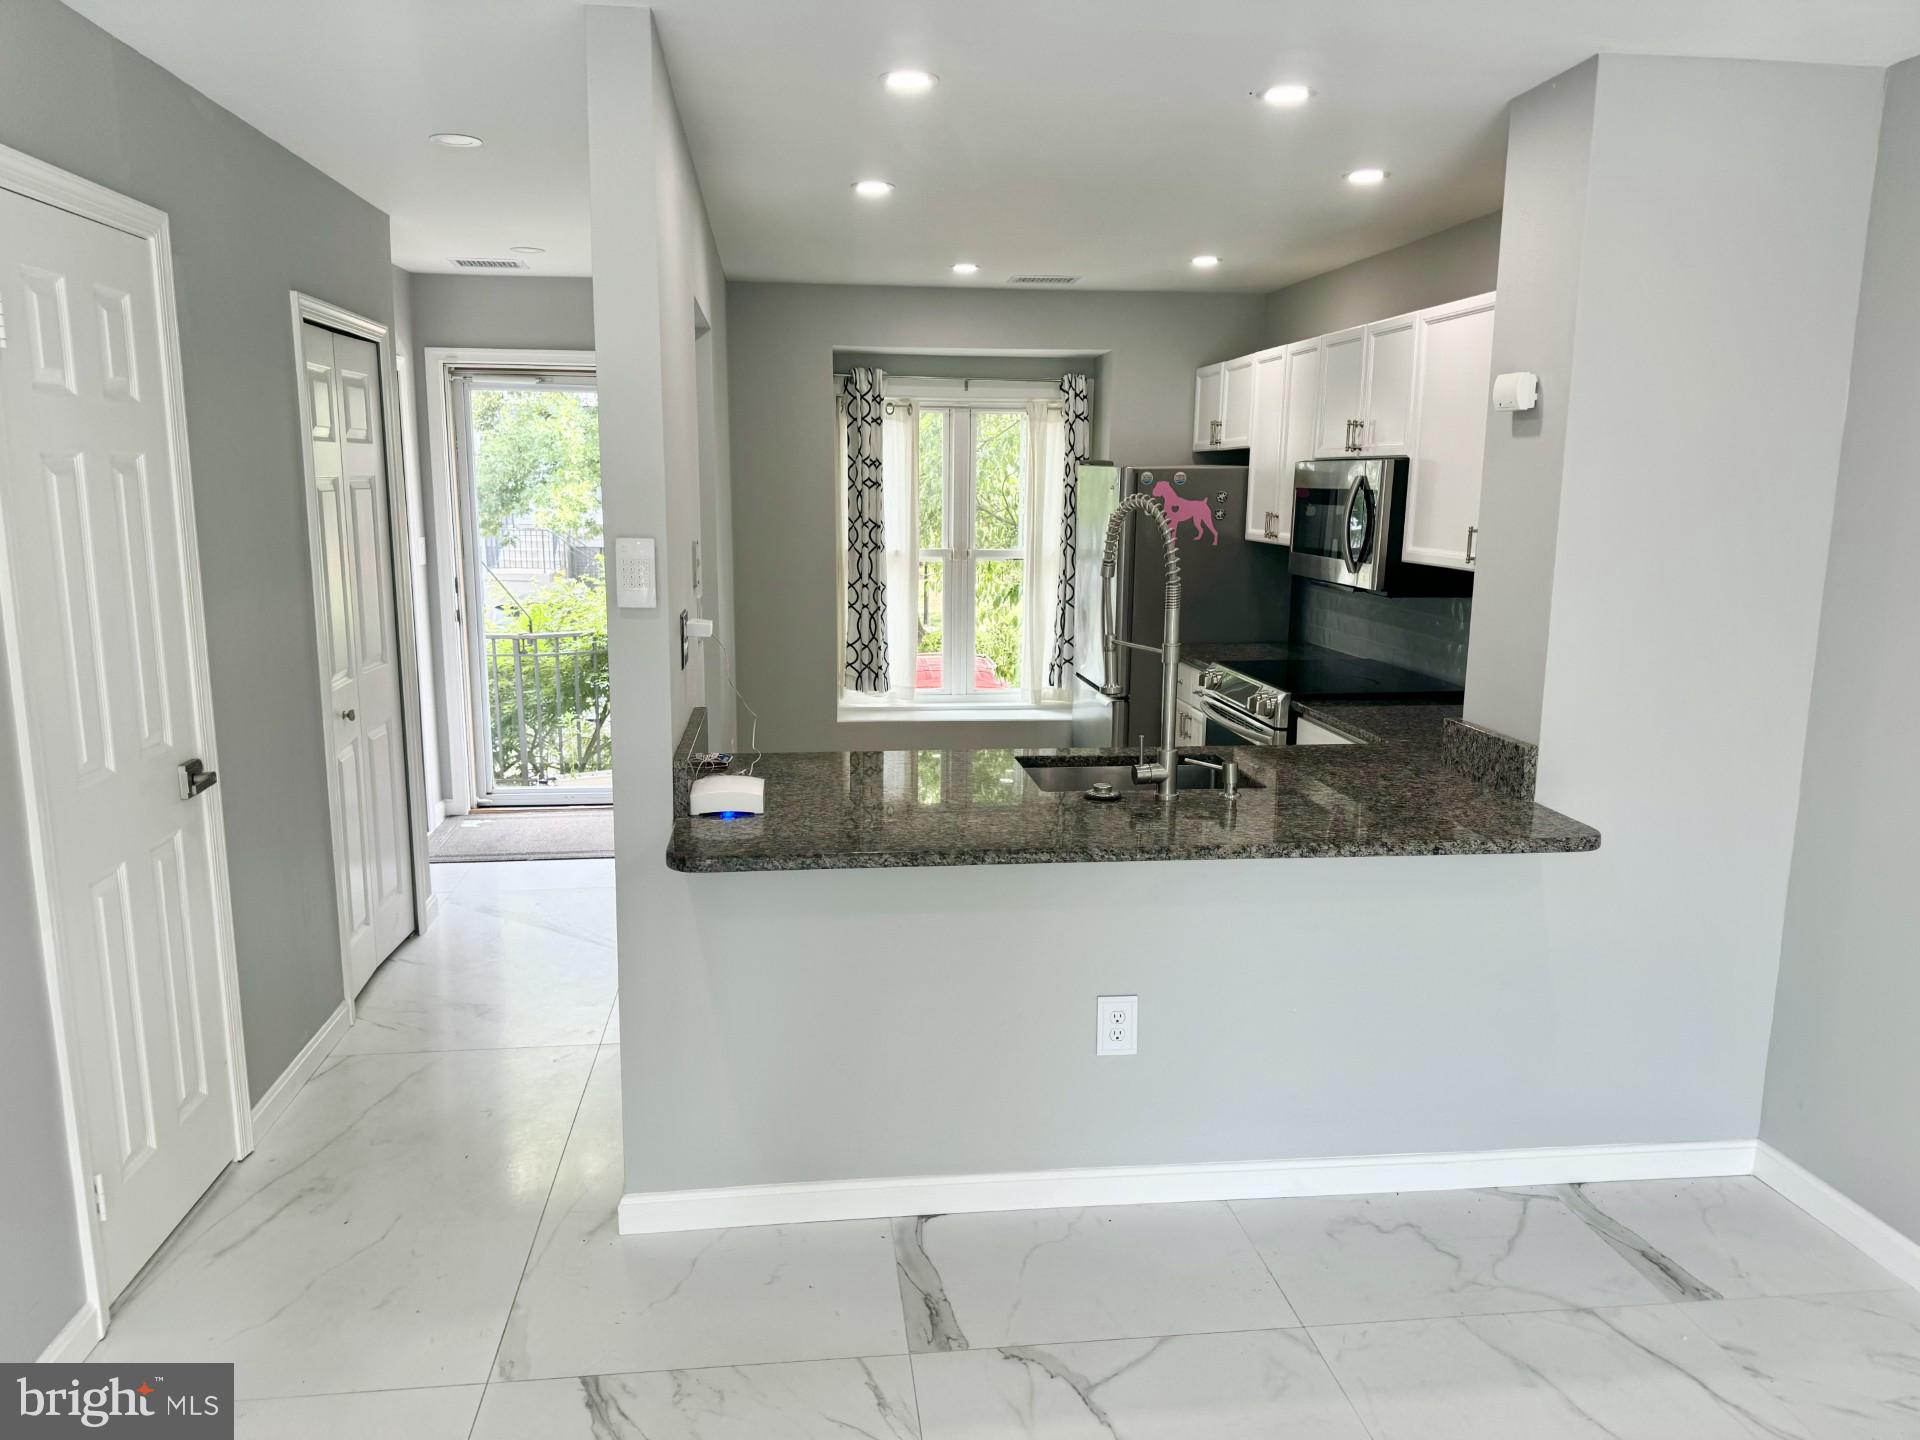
xmin=835 ymin=376 xmax=1071 ymax=720
xmin=911 ymin=398 xmax=1032 ymax=703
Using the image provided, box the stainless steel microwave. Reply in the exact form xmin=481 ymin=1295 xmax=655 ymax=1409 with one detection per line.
xmin=1289 ymin=457 xmax=1405 ymax=592
xmin=1288 ymin=457 xmax=1472 ymax=597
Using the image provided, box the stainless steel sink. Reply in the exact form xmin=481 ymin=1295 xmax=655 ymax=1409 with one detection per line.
xmin=1017 ymin=755 xmax=1259 ymax=795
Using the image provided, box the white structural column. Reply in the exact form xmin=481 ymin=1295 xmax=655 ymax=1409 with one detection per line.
xmin=585 ymin=6 xmax=739 ymax=1206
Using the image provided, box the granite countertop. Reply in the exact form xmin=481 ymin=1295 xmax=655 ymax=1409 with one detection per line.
xmin=667 ymin=738 xmax=1598 ymax=873
xmin=1291 ymin=699 xmax=1461 ymax=747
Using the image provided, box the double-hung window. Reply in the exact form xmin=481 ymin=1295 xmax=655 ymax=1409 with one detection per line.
xmin=837 ymin=374 xmax=1076 ymax=716
xmin=911 ymin=403 xmax=1031 ymax=698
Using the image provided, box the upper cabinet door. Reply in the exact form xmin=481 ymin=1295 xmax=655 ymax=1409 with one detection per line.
xmin=1219 ymin=354 xmax=1257 ymax=449
xmin=1280 ymin=341 xmax=1322 ymax=534
xmin=1360 ymin=314 xmax=1418 ymax=452
xmin=1401 ymin=293 xmax=1497 ymax=571
xmin=1245 ymin=347 xmax=1290 ymax=543
xmin=1315 ymin=328 xmax=1366 ymax=455
xmin=1193 ymin=362 xmax=1226 ymax=450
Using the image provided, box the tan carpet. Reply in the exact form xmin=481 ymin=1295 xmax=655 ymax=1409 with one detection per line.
xmin=428 ymin=807 xmax=615 ymax=862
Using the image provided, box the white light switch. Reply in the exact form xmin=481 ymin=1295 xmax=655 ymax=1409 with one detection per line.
xmin=615 ymin=536 xmax=657 ymax=609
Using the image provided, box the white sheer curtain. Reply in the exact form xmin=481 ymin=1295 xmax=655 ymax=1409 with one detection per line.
xmin=879 ymin=400 xmax=917 ymax=702
xmin=1029 ymin=398 xmax=1071 ymax=704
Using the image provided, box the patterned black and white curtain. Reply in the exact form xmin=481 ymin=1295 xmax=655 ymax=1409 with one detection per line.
xmin=1045 ymin=374 xmax=1092 ymax=686
xmin=842 ymin=367 xmax=891 ymax=693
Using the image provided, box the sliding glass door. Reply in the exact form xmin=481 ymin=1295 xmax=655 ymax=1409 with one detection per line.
xmin=451 ymin=369 xmax=610 ymax=806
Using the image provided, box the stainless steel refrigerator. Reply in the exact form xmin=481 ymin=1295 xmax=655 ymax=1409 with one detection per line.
xmin=1068 ymin=462 xmax=1292 ymax=748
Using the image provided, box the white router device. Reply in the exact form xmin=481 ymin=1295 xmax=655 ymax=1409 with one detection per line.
xmin=690 ymin=773 xmax=765 ymax=819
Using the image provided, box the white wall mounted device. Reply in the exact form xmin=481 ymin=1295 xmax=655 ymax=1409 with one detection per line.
xmin=690 ymin=773 xmax=765 ymax=819
xmin=1492 ymin=371 xmax=1540 ymax=412
xmin=614 ymin=536 xmax=657 ymax=608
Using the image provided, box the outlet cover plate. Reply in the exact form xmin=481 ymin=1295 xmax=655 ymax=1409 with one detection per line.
xmin=1096 ymin=994 xmax=1138 ymax=1056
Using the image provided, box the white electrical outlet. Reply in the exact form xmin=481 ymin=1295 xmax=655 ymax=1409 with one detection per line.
xmin=1096 ymin=995 xmax=1138 ymax=1056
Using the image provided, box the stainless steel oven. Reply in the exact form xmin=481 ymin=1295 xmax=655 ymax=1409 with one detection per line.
xmin=1289 ymin=456 xmax=1408 ymax=593
xmin=1192 ymin=670 xmax=1287 ymax=746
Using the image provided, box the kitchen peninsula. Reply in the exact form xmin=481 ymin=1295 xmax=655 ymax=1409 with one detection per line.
xmin=667 ymin=710 xmax=1597 ymax=873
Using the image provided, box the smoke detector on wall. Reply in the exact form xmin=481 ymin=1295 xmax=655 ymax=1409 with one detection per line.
xmin=451 ymin=256 xmax=529 ymax=270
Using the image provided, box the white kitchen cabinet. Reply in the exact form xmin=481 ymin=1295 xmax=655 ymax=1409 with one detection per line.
xmin=1402 ymin=292 xmax=1497 ymax=571
xmin=1245 ymin=346 xmax=1291 ymax=543
xmin=1314 ymin=328 xmax=1367 ymax=455
xmin=1193 ymin=356 xmax=1255 ymax=451
xmin=1314 ymin=316 xmax=1418 ymax=456
xmin=1190 ymin=362 xmax=1221 ymax=449
xmin=1294 ymin=714 xmax=1356 ymax=746
xmin=1280 ymin=339 xmax=1322 ymax=514
xmin=1193 ymin=363 xmax=1225 ymax=450
xmin=1195 ymin=290 xmax=1496 ymax=559
xmin=1219 ymin=354 xmax=1256 ymax=448
xmin=1360 ymin=314 xmax=1418 ymax=452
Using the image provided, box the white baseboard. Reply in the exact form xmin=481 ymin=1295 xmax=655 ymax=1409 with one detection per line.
xmin=250 ymin=1003 xmax=350 ymax=1143
xmin=418 ymin=890 xmax=441 ymax=934
xmin=38 ymin=1301 xmax=101 ymax=1363
xmin=1754 ymin=1141 xmax=1920 ymax=1293
xmin=619 ymin=1138 xmax=1757 ymax=1235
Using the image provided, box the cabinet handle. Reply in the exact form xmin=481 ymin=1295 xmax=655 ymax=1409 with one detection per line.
xmin=1264 ymin=510 xmax=1280 ymax=540
xmin=1465 ymin=525 xmax=1478 ymax=565
xmin=1210 ymin=418 xmax=1223 ymax=445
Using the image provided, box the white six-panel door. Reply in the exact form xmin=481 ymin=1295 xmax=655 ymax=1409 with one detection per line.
xmin=300 ymin=324 xmax=414 ymax=996
xmin=0 ymin=184 xmax=242 ymax=1299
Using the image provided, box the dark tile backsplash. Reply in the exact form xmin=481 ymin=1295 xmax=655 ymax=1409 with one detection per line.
xmin=1292 ymin=579 xmax=1472 ymax=686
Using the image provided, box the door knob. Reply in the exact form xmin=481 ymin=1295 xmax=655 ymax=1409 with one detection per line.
xmin=340 ymin=708 xmax=357 ymax=722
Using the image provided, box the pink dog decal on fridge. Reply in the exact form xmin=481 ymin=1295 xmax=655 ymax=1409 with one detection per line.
xmin=1152 ymin=477 xmax=1219 ymax=544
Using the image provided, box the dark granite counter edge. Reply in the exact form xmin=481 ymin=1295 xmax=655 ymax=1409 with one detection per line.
xmin=671 ymin=831 xmax=1601 ymax=874
xmin=1442 ymin=718 xmax=1540 ymax=802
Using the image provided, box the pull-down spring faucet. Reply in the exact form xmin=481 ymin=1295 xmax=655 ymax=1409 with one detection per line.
xmin=1097 ymin=493 xmax=1182 ymax=801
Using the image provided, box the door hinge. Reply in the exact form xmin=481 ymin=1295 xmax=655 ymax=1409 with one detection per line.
xmin=91 ymin=1173 xmax=107 ymax=1222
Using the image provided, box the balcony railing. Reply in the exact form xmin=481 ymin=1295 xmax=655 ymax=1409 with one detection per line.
xmin=482 ymin=526 xmax=604 ymax=579
xmin=484 ymin=629 xmax=611 ymax=788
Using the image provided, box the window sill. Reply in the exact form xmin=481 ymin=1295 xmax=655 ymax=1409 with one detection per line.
xmin=837 ymin=700 xmax=1072 ymax=725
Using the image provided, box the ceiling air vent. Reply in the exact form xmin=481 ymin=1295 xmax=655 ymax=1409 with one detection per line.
xmin=1007 ymin=273 xmax=1080 ymax=286
xmin=451 ymin=256 xmax=529 ymax=270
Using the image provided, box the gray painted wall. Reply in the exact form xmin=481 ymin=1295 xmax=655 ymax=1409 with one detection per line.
xmin=0 ymin=629 xmax=86 ymax=1358
xmin=0 ymin=0 xmax=396 ymax=1353
xmin=1461 ymin=62 xmax=1597 ymax=745
xmin=630 ymin=56 xmax=1884 ymax=1202
xmin=404 ymin=273 xmax=596 ymax=353
xmin=1762 ymin=56 xmax=1920 ymax=1247
xmin=726 ymin=282 xmax=1267 ymax=751
xmin=1264 ymin=212 xmax=1502 ymax=346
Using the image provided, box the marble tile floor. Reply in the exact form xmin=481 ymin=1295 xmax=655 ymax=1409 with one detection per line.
xmin=86 ymin=864 xmax=1920 ymax=1438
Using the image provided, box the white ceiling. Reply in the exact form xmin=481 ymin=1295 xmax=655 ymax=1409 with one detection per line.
xmin=62 ymin=0 xmax=1920 ymax=291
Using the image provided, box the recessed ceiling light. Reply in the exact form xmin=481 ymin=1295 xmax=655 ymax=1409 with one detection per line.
xmin=1346 ymin=167 xmax=1389 ymax=186
xmin=853 ymin=179 xmax=895 ymax=198
xmin=1191 ymin=255 xmax=1222 ymax=269
xmin=429 ymin=132 xmax=484 ymax=148
xmin=510 ymin=245 xmax=545 ymax=255
xmin=951 ymin=262 xmax=979 ymax=275
xmin=883 ymin=69 xmax=937 ymax=95
xmin=1259 ymin=84 xmax=1312 ymax=107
